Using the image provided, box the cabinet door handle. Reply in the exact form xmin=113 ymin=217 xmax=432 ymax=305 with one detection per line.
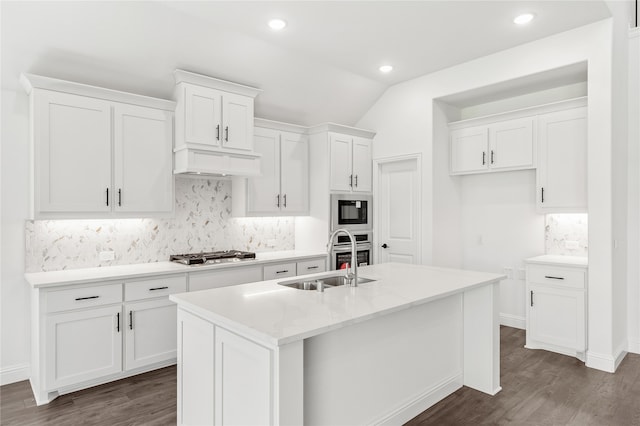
xmin=216 ymin=124 xmax=220 ymax=141
xmin=276 ymin=194 xmax=280 ymax=208
xmin=307 ymin=266 xmax=319 ymax=270
xmin=225 ymin=126 xmax=229 ymax=142
xmin=283 ymin=194 xmax=287 ymax=208
xmin=544 ymin=276 xmax=565 ymax=280
xmin=482 ymin=151 xmax=486 ymax=165
xmin=118 ymin=189 xmax=122 ymax=207
xmin=276 ymin=270 xmax=289 ymax=274
xmin=75 ymin=295 xmax=100 ymax=301
xmin=129 ymin=310 xmax=133 ymax=330
xmin=106 ymin=188 xmax=109 ymax=206
xmin=116 ymin=312 xmax=120 ymax=332
xmin=349 ymin=174 xmax=353 ymax=187
xmin=354 ymin=175 xmax=358 ymax=187
xmin=530 ymin=291 xmax=534 ymax=307
xmin=149 ymin=286 xmax=169 ymax=291
xmin=491 ymin=150 xmax=494 ymax=164
xmin=541 ymin=187 xmax=545 ymax=203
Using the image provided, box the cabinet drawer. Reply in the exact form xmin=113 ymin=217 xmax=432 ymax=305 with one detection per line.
xmin=263 ymin=262 xmax=297 ymax=280
xmin=125 ymin=275 xmax=187 ymax=301
xmin=527 ymin=265 xmax=586 ymax=289
xmin=296 ymin=258 xmax=326 ymax=275
xmin=189 ymin=266 xmax=263 ymax=292
xmin=47 ymin=283 xmax=122 ymax=313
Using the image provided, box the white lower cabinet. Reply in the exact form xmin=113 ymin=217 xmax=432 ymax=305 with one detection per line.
xmin=124 ymin=298 xmax=178 ymax=370
xmin=263 ymin=262 xmax=297 ymax=280
xmin=525 ymin=258 xmax=587 ymax=360
xmin=45 ymin=304 xmax=123 ymax=390
xmin=189 ymin=266 xmax=263 ymax=292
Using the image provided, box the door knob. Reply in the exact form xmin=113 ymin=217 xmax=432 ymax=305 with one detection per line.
xmin=381 ymin=243 xmax=389 ymax=249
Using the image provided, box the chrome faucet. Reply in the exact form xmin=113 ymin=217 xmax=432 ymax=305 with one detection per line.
xmin=327 ymin=228 xmax=358 ymax=287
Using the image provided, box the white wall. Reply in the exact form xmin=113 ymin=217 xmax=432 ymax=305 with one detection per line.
xmin=628 ymin=27 xmax=640 ymax=354
xmin=1 ymin=89 xmax=31 ymax=384
xmin=358 ymin=20 xmax=620 ymax=371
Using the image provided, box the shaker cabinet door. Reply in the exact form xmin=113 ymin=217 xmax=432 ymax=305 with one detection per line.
xmin=113 ymin=103 xmax=173 ymax=214
xmin=184 ymin=84 xmax=222 ymax=147
xmin=329 ymin=133 xmax=353 ymax=191
xmin=450 ymin=126 xmax=489 ymax=174
xmin=280 ymin=132 xmax=309 ymax=214
xmin=247 ymin=127 xmax=280 ymax=214
xmin=35 ymin=90 xmax=112 ymax=216
xmin=222 ymin=92 xmax=254 ymax=151
xmin=489 ymin=117 xmax=535 ymax=170
xmin=351 ymin=137 xmax=372 ymax=192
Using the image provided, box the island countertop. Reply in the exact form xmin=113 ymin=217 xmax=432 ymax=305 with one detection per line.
xmin=170 ymin=262 xmax=505 ymax=346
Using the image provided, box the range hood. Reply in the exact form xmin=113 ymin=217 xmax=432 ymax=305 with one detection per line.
xmin=172 ymin=69 xmax=263 ymax=177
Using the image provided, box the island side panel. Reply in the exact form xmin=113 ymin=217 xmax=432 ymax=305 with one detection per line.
xmin=303 ymin=293 xmax=464 ymax=426
xmin=463 ymin=281 xmax=501 ymax=395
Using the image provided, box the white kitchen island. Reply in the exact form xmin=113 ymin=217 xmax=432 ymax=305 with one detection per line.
xmin=170 ymin=262 xmax=505 ymax=426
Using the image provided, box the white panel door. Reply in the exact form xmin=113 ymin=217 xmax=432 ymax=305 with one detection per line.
xmin=45 ymin=305 xmax=122 ymax=390
xmin=537 ymin=107 xmax=587 ymax=212
xmin=329 ymin=133 xmax=353 ymax=191
xmin=450 ymin=126 xmax=489 ymax=174
xmin=528 ymin=284 xmax=586 ymax=351
xmin=352 ymin=137 xmax=372 ymax=192
xmin=125 ymin=298 xmax=177 ymax=371
xmin=280 ymin=132 xmax=309 ymax=214
xmin=489 ymin=117 xmax=535 ymax=170
xmin=377 ymin=158 xmax=420 ymax=264
xmin=113 ymin=103 xmax=173 ymax=214
xmin=247 ymin=127 xmax=280 ymax=214
xmin=184 ymin=84 xmax=222 ymax=147
xmin=35 ymin=90 xmax=111 ymax=214
xmin=222 ymin=92 xmax=254 ymax=151
xmin=215 ymin=327 xmax=272 ymax=426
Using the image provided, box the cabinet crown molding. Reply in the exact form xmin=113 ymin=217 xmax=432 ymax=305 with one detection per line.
xmin=174 ymin=69 xmax=262 ymax=98
xmin=307 ymin=122 xmax=376 ymax=139
xmin=254 ymin=117 xmax=307 ymax=134
xmin=19 ymin=73 xmax=176 ymax=111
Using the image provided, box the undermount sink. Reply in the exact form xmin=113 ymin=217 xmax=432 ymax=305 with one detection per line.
xmin=279 ymin=275 xmax=376 ymax=291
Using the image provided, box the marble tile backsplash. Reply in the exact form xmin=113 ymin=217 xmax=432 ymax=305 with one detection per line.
xmin=25 ymin=178 xmax=295 ymax=272
xmin=545 ymin=214 xmax=588 ymax=257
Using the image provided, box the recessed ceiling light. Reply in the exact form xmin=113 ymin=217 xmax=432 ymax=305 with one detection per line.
xmin=513 ymin=13 xmax=535 ymax=25
xmin=268 ymin=18 xmax=287 ymax=31
xmin=379 ymin=65 xmax=393 ymax=73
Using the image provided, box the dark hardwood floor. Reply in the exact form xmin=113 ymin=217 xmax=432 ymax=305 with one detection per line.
xmin=1 ymin=327 xmax=639 ymax=425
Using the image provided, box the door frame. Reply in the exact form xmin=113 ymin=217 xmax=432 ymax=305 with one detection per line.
xmin=373 ymin=153 xmax=423 ymax=265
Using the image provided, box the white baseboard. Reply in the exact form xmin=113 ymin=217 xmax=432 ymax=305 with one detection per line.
xmin=628 ymin=336 xmax=640 ymax=354
xmin=1 ymin=363 xmax=30 ymax=386
xmin=586 ymin=347 xmax=628 ymax=373
xmin=372 ymin=373 xmax=463 ymax=426
xmin=499 ymin=313 xmax=525 ymax=330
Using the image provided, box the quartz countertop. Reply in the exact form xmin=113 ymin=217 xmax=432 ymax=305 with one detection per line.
xmin=25 ymin=250 xmax=327 ymax=288
xmin=170 ymin=262 xmax=506 ymax=347
xmin=525 ymin=255 xmax=588 ymax=267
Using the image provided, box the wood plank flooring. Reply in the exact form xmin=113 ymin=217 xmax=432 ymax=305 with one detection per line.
xmin=1 ymin=327 xmax=639 ymax=425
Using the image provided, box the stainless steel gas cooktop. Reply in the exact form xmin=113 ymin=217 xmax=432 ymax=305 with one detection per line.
xmin=170 ymin=250 xmax=256 ymax=266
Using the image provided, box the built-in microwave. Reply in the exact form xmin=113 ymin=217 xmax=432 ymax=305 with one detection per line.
xmin=330 ymin=194 xmax=372 ymax=232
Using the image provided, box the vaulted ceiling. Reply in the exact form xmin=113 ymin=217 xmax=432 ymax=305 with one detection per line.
xmin=1 ymin=1 xmax=611 ymax=126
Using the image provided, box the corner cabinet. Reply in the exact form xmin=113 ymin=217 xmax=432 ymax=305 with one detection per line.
xmin=330 ymin=133 xmax=372 ymax=192
xmin=173 ymin=70 xmax=263 ymax=176
xmin=232 ymin=120 xmax=309 ymax=216
xmin=536 ymin=107 xmax=587 ymax=213
xmin=20 ymin=73 xmax=175 ymax=219
xmin=450 ymin=116 xmax=535 ymax=175
xmin=525 ymin=256 xmax=588 ymax=361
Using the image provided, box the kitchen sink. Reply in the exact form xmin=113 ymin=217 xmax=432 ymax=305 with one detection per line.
xmin=278 ymin=275 xmax=376 ymax=290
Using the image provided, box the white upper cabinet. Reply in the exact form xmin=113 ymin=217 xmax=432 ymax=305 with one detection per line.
xmin=234 ymin=121 xmax=309 ymax=216
xmin=113 ymin=104 xmax=173 ymax=214
xmin=537 ymin=107 xmax=587 ymax=213
xmin=329 ymin=133 xmax=372 ymax=193
xmin=173 ymin=70 xmax=262 ymax=176
xmin=450 ymin=116 xmax=535 ymax=175
xmin=21 ymin=73 xmax=175 ymax=219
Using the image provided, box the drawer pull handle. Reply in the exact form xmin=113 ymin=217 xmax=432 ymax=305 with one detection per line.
xmin=116 ymin=312 xmax=120 ymax=332
xmin=149 ymin=286 xmax=169 ymax=291
xmin=544 ymin=276 xmax=565 ymax=280
xmin=530 ymin=291 xmax=534 ymax=307
xmin=276 ymin=270 xmax=289 ymax=274
xmin=129 ymin=310 xmax=133 ymax=330
xmin=75 ymin=295 xmax=100 ymax=301
xmin=307 ymin=266 xmax=319 ymax=270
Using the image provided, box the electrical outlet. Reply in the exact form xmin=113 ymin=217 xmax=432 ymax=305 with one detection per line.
xmin=99 ymin=251 xmax=115 ymax=261
xmin=516 ymin=268 xmax=526 ymax=280
xmin=503 ymin=267 xmax=513 ymax=279
xmin=565 ymin=240 xmax=579 ymax=250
